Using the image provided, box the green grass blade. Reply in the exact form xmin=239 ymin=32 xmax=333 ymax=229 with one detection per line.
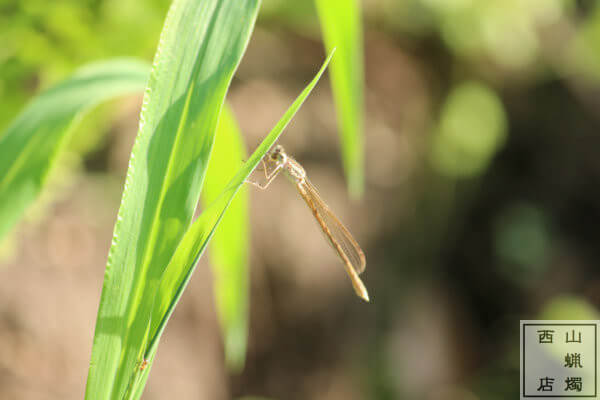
xmin=84 ymin=1 xmax=260 ymax=399
xmin=314 ymin=0 xmax=365 ymax=197
xmin=202 ymin=105 xmax=249 ymax=372
xmin=0 ymin=59 xmax=150 ymax=242
xmin=143 ymin=51 xmax=334 ymax=373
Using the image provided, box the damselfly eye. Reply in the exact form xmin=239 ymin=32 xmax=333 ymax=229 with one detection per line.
xmin=270 ymin=145 xmax=284 ymax=161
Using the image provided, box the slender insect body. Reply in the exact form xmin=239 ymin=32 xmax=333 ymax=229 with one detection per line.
xmin=247 ymin=144 xmax=369 ymax=302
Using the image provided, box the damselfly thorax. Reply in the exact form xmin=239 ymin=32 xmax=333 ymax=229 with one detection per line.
xmin=282 ymin=157 xmax=306 ymax=183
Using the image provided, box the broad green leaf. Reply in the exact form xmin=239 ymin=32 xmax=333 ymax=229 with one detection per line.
xmin=84 ymin=1 xmax=261 ymax=399
xmin=142 ymin=51 xmax=334 ymax=381
xmin=0 ymin=59 xmax=150 ymax=242
xmin=203 ymin=105 xmax=249 ymax=372
xmin=314 ymin=0 xmax=365 ymax=197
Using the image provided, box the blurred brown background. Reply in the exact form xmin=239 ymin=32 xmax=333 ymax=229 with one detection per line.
xmin=3 ymin=0 xmax=600 ymax=399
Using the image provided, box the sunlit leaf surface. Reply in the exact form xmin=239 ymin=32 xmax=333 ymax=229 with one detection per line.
xmin=203 ymin=105 xmax=249 ymax=371
xmin=85 ymin=1 xmax=260 ymax=399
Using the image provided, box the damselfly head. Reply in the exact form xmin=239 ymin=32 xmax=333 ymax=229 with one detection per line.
xmin=269 ymin=144 xmax=286 ymax=163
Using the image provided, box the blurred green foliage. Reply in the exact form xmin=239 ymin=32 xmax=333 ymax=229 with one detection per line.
xmin=540 ymin=295 xmax=600 ymax=320
xmin=430 ymin=81 xmax=506 ymax=178
xmin=377 ymin=0 xmax=570 ymax=67
xmin=422 ymin=0 xmax=567 ymax=69
xmin=568 ymin=5 xmax=600 ymax=82
xmin=0 ymin=0 xmax=169 ymax=132
xmin=0 ymin=59 xmax=149 ymax=242
xmin=494 ymin=203 xmax=550 ymax=285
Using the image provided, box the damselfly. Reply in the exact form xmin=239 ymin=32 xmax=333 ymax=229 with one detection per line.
xmin=247 ymin=145 xmax=368 ymax=302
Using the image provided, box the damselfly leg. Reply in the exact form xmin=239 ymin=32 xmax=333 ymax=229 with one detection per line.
xmin=245 ymin=157 xmax=283 ymax=189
